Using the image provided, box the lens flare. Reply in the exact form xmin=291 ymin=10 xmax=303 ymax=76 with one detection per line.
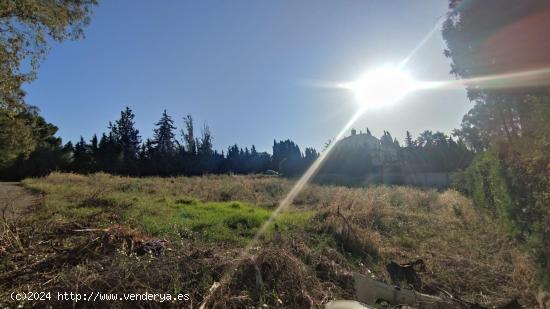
xmin=340 ymin=67 xmax=418 ymax=108
xmin=200 ymin=6 xmax=550 ymax=305
xmin=199 ymin=107 xmax=367 ymax=307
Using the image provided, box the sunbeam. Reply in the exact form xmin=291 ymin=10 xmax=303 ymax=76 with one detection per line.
xmin=398 ymin=14 xmax=446 ymax=69
xmin=199 ymin=106 xmax=368 ymax=308
xmin=198 ymin=4 xmax=550 ymax=306
xmin=423 ymin=67 xmax=550 ymax=91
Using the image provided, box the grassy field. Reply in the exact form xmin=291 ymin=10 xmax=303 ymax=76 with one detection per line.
xmin=1 ymin=172 xmax=539 ymax=307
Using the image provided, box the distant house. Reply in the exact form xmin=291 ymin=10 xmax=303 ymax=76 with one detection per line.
xmin=335 ymin=129 xmax=398 ymax=165
xmin=316 ymin=129 xmax=451 ymax=188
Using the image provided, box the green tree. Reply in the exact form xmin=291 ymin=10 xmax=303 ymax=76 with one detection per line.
xmin=0 ymin=0 xmax=97 ymax=101
xmin=416 ymin=130 xmax=434 ymax=147
xmin=0 ymin=107 xmax=35 ymax=168
xmin=90 ymin=134 xmax=98 ymax=155
xmin=152 ymin=109 xmax=177 ymax=155
xmin=444 ymin=0 xmax=550 ymax=283
xmin=405 ymin=131 xmax=414 ymax=148
xmin=272 ymin=139 xmax=303 ymax=175
xmin=109 ymin=107 xmax=141 ymax=160
xmin=181 ymin=114 xmax=196 ymax=155
xmin=0 ymin=0 xmax=97 ymax=171
xmin=0 ymin=109 xmax=71 ymax=180
xmin=304 ymin=147 xmax=319 ymax=167
xmin=442 ymin=0 xmax=548 ymax=143
xmin=108 ymin=107 xmax=141 ymax=174
xmin=96 ymin=132 xmax=122 ymax=173
xmin=72 ymin=136 xmax=92 ymax=173
xmin=198 ymin=124 xmax=213 ymax=156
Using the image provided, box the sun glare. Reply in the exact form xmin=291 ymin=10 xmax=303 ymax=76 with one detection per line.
xmin=342 ymin=67 xmax=418 ymax=108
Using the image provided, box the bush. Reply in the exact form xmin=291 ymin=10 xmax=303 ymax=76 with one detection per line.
xmin=452 ymin=149 xmax=515 ymax=230
xmin=452 ymin=146 xmax=549 ymax=286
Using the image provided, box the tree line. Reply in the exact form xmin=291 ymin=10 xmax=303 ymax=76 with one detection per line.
xmin=0 ymin=106 xmax=322 ymax=179
xmin=3 ymin=104 xmax=473 ymax=181
xmin=318 ymin=128 xmax=473 ymax=179
xmin=1 ymin=0 xmax=547 ymax=285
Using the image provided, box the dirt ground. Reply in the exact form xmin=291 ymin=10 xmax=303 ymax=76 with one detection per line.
xmin=0 ymin=182 xmax=39 ymax=221
xmin=1 ymin=176 xmax=542 ymax=308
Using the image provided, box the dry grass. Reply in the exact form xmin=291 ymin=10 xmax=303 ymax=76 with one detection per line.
xmin=0 ymin=172 xmax=539 ymax=308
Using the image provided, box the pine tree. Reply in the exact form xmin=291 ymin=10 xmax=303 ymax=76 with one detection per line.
xmin=109 ymin=106 xmax=141 ymax=161
xmin=90 ymin=134 xmax=98 ymax=154
xmin=72 ymin=136 xmax=92 ymax=173
xmin=393 ymin=138 xmax=400 ymax=148
xmin=97 ymin=133 xmax=122 ymax=173
xmin=152 ymin=110 xmax=177 ymax=155
xmin=405 ymin=131 xmax=414 ymax=147
xmin=63 ymin=141 xmax=74 ymax=153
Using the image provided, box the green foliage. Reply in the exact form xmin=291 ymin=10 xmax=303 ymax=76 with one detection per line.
xmin=452 ymin=149 xmax=515 ymax=231
xmin=0 ymin=108 xmax=35 ymax=168
xmin=181 ymin=114 xmax=196 ymax=155
xmin=0 ymin=0 xmax=96 ymax=177
xmin=108 ymin=107 xmax=141 ymax=164
xmin=152 ymin=109 xmax=177 ymax=155
xmin=272 ymin=139 xmax=307 ymax=176
xmin=0 ymin=106 xmax=71 ymax=179
xmin=444 ymin=0 xmax=550 ymax=285
xmin=318 ymin=129 xmax=473 ymax=185
xmin=0 ymin=0 xmax=97 ymax=101
xmin=453 ymin=139 xmax=550 ymax=285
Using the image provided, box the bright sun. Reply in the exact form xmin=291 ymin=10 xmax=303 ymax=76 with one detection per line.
xmin=342 ymin=67 xmax=418 ymax=108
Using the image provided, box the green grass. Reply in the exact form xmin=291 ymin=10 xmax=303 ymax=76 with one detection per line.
xmin=23 ymin=174 xmax=312 ymax=244
xmin=13 ymin=172 xmax=538 ymax=307
xmin=134 ymin=199 xmax=312 ymax=243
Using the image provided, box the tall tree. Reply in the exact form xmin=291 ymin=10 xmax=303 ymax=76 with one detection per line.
xmin=198 ymin=124 xmax=213 ymax=156
xmin=152 ymin=110 xmax=177 ymax=155
xmin=272 ymin=139 xmax=303 ymax=175
xmin=90 ymin=134 xmax=98 ymax=156
xmin=109 ymin=107 xmax=141 ymax=161
xmin=96 ymin=133 xmax=122 ymax=173
xmin=72 ymin=136 xmax=93 ymax=173
xmin=0 ymin=1 xmax=96 ymax=176
xmin=443 ymin=0 xmax=550 ymax=278
xmin=380 ymin=131 xmax=394 ymax=146
xmin=108 ymin=107 xmax=140 ymax=174
xmin=443 ymin=0 xmax=550 ymax=143
xmin=181 ymin=114 xmax=196 ymax=155
xmin=304 ymin=147 xmax=319 ymax=167
xmin=405 ymin=131 xmax=414 ymax=148
xmin=393 ymin=138 xmax=400 ymax=148
xmin=416 ymin=130 xmax=434 ymax=147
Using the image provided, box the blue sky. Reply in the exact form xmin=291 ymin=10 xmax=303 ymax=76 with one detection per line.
xmin=24 ymin=0 xmax=471 ymax=153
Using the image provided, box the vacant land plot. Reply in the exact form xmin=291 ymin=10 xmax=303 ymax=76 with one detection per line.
xmin=0 ymin=173 xmax=538 ymax=307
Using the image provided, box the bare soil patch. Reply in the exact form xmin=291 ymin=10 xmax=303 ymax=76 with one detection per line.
xmin=0 ymin=182 xmax=40 ymax=221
